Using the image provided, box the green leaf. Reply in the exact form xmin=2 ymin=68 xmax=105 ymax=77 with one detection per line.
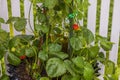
xmin=6 ymin=17 xmax=27 ymax=31
xmin=65 ymin=0 xmax=72 ymax=4
xmin=104 ymin=74 xmax=115 ymax=80
xmin=0 ymin=18 xmax=5 ymax=23
xmin=35 ymin=24 xmax=49 ymax=33
xmin=79 ymin=48 xmax=89 ymax=56
xmin=61 ymin=75 xmax=80 ymax=80
xmin=6 ymin=17 xmax=19 ymax=23
xmin=25 ymin=46 xmax=36 ymax=57
xmin=49 ymin=52 xmax=68 ymax=59
xmin=83 ymin=63 xmax=94 ymax=80
xmin=72 ymin=75 xmax=81 ymax=80
xmin=38 ymin=50 xmax=48 ymax=61
xmin=48 ymin=43 xmax=62 ymax=52
xmin=53 ymin=27 xmax=61 ymax=34
xmin=15 ymin=35 xmax=34 ymax=44
xmin=40 ymin=77 xmax=49 ymax=80
xmin=8 ymin=37 xmax=21 ymax=49
xmin=61 ymin=75 xmax=72 ymax=80
xmin=37 ymin=13 xmax=46 ymax=23
xmin=70 ymin=36 xmax=85 ymax=50
xmin=96 ymin=35 xmax=107 ymax=41
xmin=88 ymin=46 xmax=100 ymax=58
xmin=44 ymin=0 xmax=58 ymax=9
xmin=36 ymin=0 xmax=44 ymax=3
xmin=64 ymin=60 xmax=77 ymax=76
xmin=41 ymin=26 xmax=49 ymax=33
xmin=0 ymin=29 xmax=9 ymax=42
xmin=82 ymin=28 xmax=94 ymax=44
xmin=0 ymin=46 xmax=6 ymax=60
xmin=14 ymin=18 xmax=27 ymax=31
xmin=97 ymin=57 xmax=105 ymax=63
xmin=35 ymin=24 xmax=41 ymax=32
xmin=105 ymin=60 xmax=115 ymax=75
xmin=98 ymin=52 xmax=105 ymax=58
xmin=13 ymin=47 xmax=25 ymax=57
xmin=0 ymin=74 xmax=9 ymax=80
xmin=113 ymin=67 xmax=120 ymax=80
xmin=15 ymin=35 xmax=34 ymax=41
xmin=7 ymin=52 xmax=21 ymax=66
xmin=100 ymin=40 xmax=113 ymax=51
xmin=72 ymin=56 xmax=84 ymax=68
xmin=46 ymin=58 xmax=66 ymax=78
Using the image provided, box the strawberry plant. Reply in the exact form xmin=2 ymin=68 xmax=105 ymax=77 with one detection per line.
xmin=0 ymin=0 xmax=116 ymax=80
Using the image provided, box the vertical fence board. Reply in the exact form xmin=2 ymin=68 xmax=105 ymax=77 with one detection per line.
xmin=24 ymin=0 xmax=34 ymax=34
xmin=110 ymin=0 xmax=120 ymax=65
xmin=87 ymin=0 xmax=97 ymax=35
xmin=0 ymin=0 xmax=10 ymax=74
xmin=99 ymin=0 xmax=110 ymax=79
xmin=11 ymin=0 xmax=21 ymax=35
xmin=0 ymin=0 xmax=9 ymax=31
xmin=99 ymin=0 xmax=110 ymax=37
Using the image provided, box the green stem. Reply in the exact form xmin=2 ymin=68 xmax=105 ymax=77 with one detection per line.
xmin=57 ymin=77 xmax=58 ymax=80
xmin=9 ymin=23 xmax=14 ymax=38
xmin=68 ymin=0 xmax=74 ymax=55
xmin=0 ymin=23 xmax=1 ymax=28
xmin=46 ymin=33 xmax=48 ymax=52
xmin=32 ymin=46 xmax=37 ymax=64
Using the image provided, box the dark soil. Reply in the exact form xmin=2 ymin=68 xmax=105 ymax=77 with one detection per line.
xmin=7 ymin=62 xmax=33 ymax=80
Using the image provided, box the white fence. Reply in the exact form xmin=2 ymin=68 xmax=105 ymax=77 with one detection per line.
xmin=0 ymin=0 xmax=120 ymax=79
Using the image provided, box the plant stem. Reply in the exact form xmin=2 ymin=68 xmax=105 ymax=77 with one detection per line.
xmin=46 ymin=33 xmax=48 ymax=52
xmin=9 ymin=23 xmax=14 ymax=38
xmin=57 ymin=77 xmax=58 ymax=80
xmin=68 ymin=0 xmax=74 ymax=56
xmin=0 ymin=23 xmax=1 ymax=28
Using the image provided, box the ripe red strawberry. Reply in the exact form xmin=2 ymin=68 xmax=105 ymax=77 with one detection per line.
xmin=20 ymin=55 xmax=26 ymax=60
xmin=73 ymin=24 xmax=79 ymax=30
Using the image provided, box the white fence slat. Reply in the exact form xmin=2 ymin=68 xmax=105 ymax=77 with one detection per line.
xmin=99 ymin=0 xmax=110 ymax=37
xmin=11 ymin=0 xmax=21 ymax=35
xmin=87 ymin=0 xmax=97 ymax=34
xmin=99 ymin=0 xmax=110 ymax=79
xmin=0 ymin=0 xmax=9 ymax=74
xmin=24 ymin=0 xmax=34 ymax=34
xmin=0 ymin=0 xmax=9 ymax=31
xmin=110 ymin=0 xmax=120 ymax=64
xmin=11 ymin=0 xmax=20 ymax=17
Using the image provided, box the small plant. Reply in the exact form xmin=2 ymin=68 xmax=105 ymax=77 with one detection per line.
xmin=0 ymin=0 xmax=116 ymax=80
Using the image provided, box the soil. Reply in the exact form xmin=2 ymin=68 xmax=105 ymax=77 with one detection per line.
xmin=7 ymin=62 xmax=33 ymax=80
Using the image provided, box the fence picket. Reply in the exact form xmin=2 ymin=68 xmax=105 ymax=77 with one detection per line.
xmin=24 ymin=0 xmax=34 ymax=34
xmin=87 ymin=0 xmax=97 ymax=35
xmin=99 ymin=0 xmax=110 ymax=37
xmin=110 ymin=0 xmax=120 ymax=65
xmin=11 ymin=0 xmax=21 ymax=35
xmin=0 ymin=0 xmax=9 ymax=31
xmin=99 ymin=0 xmax=110 ymax=79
